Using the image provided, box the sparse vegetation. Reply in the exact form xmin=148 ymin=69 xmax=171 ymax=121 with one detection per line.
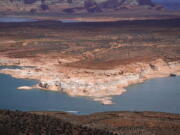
xmin=0 ymin=110 xmax=180 ymax=135
xmin=0 ymin=110 xmax=115 ymax=135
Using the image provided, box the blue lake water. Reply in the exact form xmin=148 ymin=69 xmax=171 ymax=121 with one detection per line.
xmin=0 ymin=17 xmax=37 ymax=22
xmin=0 ymin=17 xmax=83 ymax=23
xmin=60 ymin=19 xmax=84 ymax=23
xmin=0 ymin=16 xmax=98 ymax=25
xmin=0 ymin=73 xmax=180 ymax=114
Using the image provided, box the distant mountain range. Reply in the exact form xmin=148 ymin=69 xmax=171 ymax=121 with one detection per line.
xmin=0 ymin=0 xmax=164 ymax=13
xmin=156 ymin=2 xmax=180 ymax=11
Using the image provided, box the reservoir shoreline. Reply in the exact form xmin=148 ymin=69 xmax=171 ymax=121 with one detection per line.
xmin=0 ymin=71 xmax=180 ymax=115
xmin=0 ymin=18 xmax=179 ymax=105
xmin=0 ymin=57 xmax=179 ymax=105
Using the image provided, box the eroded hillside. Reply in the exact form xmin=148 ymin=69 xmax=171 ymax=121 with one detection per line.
xmin=0 ymin=0 xmax=161 ymax=13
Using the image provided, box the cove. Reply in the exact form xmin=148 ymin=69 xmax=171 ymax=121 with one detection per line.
xmin=0 ymin=73 xmax=179 ymax=114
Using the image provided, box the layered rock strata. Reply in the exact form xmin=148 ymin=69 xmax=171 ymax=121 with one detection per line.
xmin=0 ymin=56 xmax=179 ymax=104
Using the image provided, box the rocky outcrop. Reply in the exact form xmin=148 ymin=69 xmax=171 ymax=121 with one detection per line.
xmin=100 ymin=0 xmax=154 ymax=9
xmin=0 ymin=57 xmax=179 ymax=105
xmin=39 ymin=82 xmax=48 ymax=88
xmin=0 ymin=59 xmax=20 ymax=66
xmin=84 ymin=0 xmax=102 ymax=13
xmin=85 ymin=0 xmax=155 ymax=12
xmin=100 ymin=0 xmax=124 ymax=9
xmin=0 ymin=0 xmax=157 ymax=13
xmin=24 ymin=0 xmax=38 ymax=4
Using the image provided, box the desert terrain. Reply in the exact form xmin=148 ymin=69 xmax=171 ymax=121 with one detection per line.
xmin=0 ymin=1 xmax=180 ymax=134
xmin=1 ymin=0 xmax=180 ymax=22
xmin=0 ymin=18 xmax=180 ymax=104
xmin=1 ymin=110 xmax=180 ymax=135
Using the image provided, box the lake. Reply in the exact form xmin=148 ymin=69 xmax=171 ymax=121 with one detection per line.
xmin=0 ymin=73 xmax=179 ymax=115
xmin=0 ymin=17 xmax=37 ymax=22
xmin=0 ymin=17 xmax=84 ymax=23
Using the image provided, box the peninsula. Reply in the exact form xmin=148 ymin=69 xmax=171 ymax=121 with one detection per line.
xmin=0 ymin=18 xmax=180 ymax=104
